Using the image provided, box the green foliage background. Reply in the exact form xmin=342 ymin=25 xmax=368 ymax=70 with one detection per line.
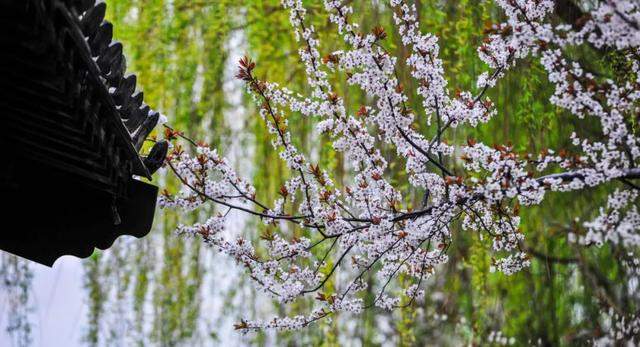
xmin=5 ymin=1 xmax=638 ymax=346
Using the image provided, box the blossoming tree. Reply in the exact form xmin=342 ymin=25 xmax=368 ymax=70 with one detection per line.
xmin=158 ymin=0 xmax=640 ymax=339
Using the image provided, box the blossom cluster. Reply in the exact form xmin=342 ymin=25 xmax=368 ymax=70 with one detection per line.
xmin=594 ymin=308 xmax=640 ymax=345
xmin=160 ymin=0 xmax=640 ymax=332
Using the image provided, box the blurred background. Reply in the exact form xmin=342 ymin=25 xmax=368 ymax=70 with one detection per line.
xmin=1 ymin=0 xmax=637 ymax=345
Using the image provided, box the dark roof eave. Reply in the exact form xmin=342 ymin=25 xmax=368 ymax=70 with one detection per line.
xmin=56 ymin=1 xmax=152 ymax=179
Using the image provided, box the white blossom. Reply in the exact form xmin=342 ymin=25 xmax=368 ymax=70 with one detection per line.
xmin=159 ymin=0 xmax=640 ymax=332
